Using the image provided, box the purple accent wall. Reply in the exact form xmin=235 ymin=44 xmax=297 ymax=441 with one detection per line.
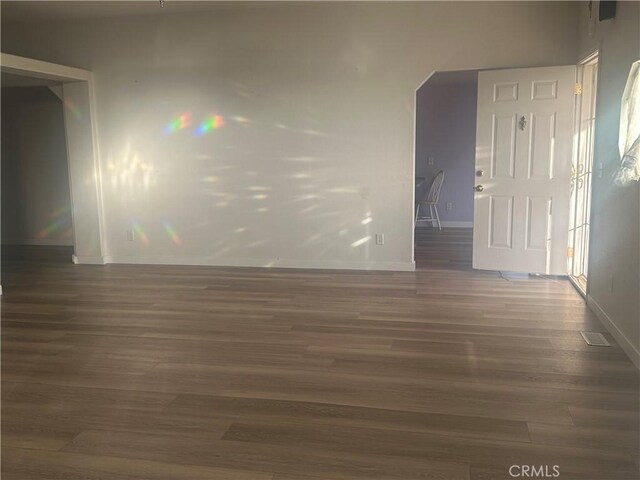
xmin=415 ymin=70 xmax=478 ymax=223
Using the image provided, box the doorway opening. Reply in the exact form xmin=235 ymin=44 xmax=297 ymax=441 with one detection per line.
xmin=1 ymin=74 xmax=74 ymax=265
xmin=414 ymin=70 xmax=478 ymax=270
xmin=568 ymin=53 xmax=599 ymax=294
xmin=0 ymin=53 xmax=105 ymax=295
xmin=414 ymin=64 xmax=593 ymax=276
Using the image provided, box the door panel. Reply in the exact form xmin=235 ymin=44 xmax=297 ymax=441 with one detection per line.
xmin=532 ymin=80 xmax=558 ymax=100
xmin=491 ymin=114 xmax=517 ymax=178
xmin=494 ymin=83 xmax=519 ymax=102
xmin=489 ymin=196 xmax=513 ymax=248
xmin=528 ymin=113 xmax=556 ymax=179
xmin=473 ymin=66 xmax=576 ymax=274
xmin=525 ymin=196 xmax=551 ymax=250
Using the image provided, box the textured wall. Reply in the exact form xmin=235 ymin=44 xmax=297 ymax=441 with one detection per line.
xmin=1 ymin=2 xmax=579 ymax=269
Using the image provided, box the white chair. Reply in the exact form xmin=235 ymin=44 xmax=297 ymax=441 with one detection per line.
xmin=415 ymin=170 xmax=445 ymax=230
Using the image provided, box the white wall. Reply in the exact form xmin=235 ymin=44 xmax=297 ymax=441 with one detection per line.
xmin=578 ymin=1 xmax=640 ymax=366
xmin=0 ymin=2 xmax=579 ymax=270
xmin=1 ymin=86 xmax=73 ymax=246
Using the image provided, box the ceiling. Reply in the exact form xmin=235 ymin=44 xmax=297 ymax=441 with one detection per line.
xmin=1 ymin=72 xmax=62 ymax=88
xmin=0 ymin=1 xmax=279 ymax=23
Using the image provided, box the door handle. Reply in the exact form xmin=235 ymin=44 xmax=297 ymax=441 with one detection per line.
xmin=475 ymin=185 xmax=484 ymax=192
xmin=519 ymin=116 xmax=527 ymax=130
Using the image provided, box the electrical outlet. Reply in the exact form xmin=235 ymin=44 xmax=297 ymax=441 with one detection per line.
xmin=126 ymin=229 xmax=135 ymax=241
xmin=375 ymin=233 xmax=385 ymax=245
xmin=428 ymin=156 xmax=435 ymax=166
xmin=446 ymin=202 xmax=453 ymax=211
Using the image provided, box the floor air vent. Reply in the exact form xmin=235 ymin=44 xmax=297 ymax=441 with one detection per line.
xmin=580 ymin=331 xmax=611 ymax=347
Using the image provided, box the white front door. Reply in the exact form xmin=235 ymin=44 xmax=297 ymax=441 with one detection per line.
xmin=473 ymin=66 xmax=576 ymax=275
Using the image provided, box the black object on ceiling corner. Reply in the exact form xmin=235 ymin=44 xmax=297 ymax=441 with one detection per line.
xmin=599 ymin=1 xmax=616 ymax=21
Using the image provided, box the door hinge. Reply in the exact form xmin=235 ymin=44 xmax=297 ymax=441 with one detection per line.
xmin=575 ymin=83 xmax=583 ymax=95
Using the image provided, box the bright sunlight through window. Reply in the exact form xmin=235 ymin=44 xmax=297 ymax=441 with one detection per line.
xmin=615 ymin=60 xmax=640 ymax=185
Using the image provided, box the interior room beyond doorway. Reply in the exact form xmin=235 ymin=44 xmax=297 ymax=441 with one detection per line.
xmin=1 ymin=73 xmax=74 ymax=264
xmin=414 ymin=70 xmax=478 ymax=270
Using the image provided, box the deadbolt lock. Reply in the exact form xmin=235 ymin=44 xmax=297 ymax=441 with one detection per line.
xmin=476 ymin=170 xmax=484 ymax=177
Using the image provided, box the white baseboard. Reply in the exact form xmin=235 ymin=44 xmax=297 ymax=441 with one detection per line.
xmin=415 ymin=220 xmax=472 ymax=228
xmin=72 ymin=255 xmax=108 ymax=265
xmin=587 ymin=294 xmax=640 ymax=369
xmin=106 ymin=255 xmax=415 ymax=272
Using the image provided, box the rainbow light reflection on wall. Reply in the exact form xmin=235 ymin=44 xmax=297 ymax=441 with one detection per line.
xmin=162 ymin=220 xmax=182 ymax=246
xmin=196 ymin=115 xmax=225 ymax=135
xmin=35 ymin=218 xmax=67 ymax=240
xmin=131 ymin=220 xmax=150 ymax=245
xmin=165 ymin=113 xmax=191 ymax=134
xmin=35 ymin=207 xmax=72 ymax=240
xmin=48 ymin=206 xmax=70 ymax=220
xmin=64 ymin=98 xmax=82 ymax=120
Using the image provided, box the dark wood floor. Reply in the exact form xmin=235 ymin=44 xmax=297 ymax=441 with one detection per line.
xmin=415 ymin=227 xmax=473 ymax=271
xmin=2 ymin=233 xmax=639 ymax=480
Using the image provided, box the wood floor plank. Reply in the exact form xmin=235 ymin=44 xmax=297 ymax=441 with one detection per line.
xmin=2 ymin=233 xmax=638 ymax=480
xmin=2 ymin=447 xmax=274 ymax=480
xmin=166 ymin=393 xmax=532 ymax=443
xmin=527 ymin=421 xmax=639 ymax=453
xmin=221 ymin=420 xmax=638 ymax=478
xmin=62 ymin=429 xmax=470 ymax=480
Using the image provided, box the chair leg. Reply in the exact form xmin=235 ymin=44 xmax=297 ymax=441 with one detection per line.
xmin=415 ymin=204 xmax=420 ymax=227
xmin=428 ymin=205 xmax=435 ymax=228
xmin=434 ymin=205 xmax=441 ymax=230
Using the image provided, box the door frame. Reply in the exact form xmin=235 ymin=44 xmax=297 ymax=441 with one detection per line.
xmin=568 ymin=50 xmax=599 ymax=297
xmin=1 ymin=53 xmax=106 ymax=267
